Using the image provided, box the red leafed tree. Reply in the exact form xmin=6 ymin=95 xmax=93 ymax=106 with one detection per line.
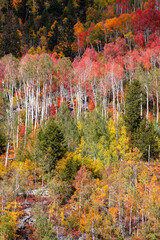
xmin=132 ymin=8 xmax=160 ymax=43
xmin=104 ymin=38 xmax=127 ymax=60
xmin=18 ymin=125 xmax=26 ymax=140
xmin=134 ymin=32 xmax=145 ymax=48
xmin=50 ymin=104 xmax=56 ymax=116
xmin=88 ymin=98 xmax=95 ymax=111
xmin=72 ymin=166 xmax=90 ymax=191
xmin=116 ymin=0 xmax=130 ymax=14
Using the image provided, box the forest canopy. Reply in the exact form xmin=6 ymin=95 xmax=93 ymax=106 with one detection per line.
xmin=0 ymin=0 xmax=160 ymax=239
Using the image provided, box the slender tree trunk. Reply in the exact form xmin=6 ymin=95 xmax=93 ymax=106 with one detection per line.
xmin=148 ymin=144 xmax=150 ymax=163
xmin=146 ymin=85 xmax=149 ymax=119
xmin=5 ymin=139 xmax=9 ymax=167
xmin=156 ymin=90 xmax=159 ymax=124
xmin=111 ymin=69 xmax=115 ymax=121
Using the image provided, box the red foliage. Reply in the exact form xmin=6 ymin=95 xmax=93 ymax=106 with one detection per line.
xmin=50 ymin=104 xmax=56 ymax=116
xmin=82 ymin=48 xmax=98 ymax=61
xmin=57 ymin=96 xmax=61 ymax=108
xmin=18 ymin=125 xmax=26 ymax=139
xmin=70 ymin=230 xmax=80 ymax=238
xmin=104 ymin=38 xmax=127 ymax=60
xmin=88 ymin=98 xmax=95 ymax=111
xmin=134 ymin=32 xmax=145 ymax=48
xmin=72 ymin=166 xmax=90 ymax=190
xmin=116 ymin=0 xmax=130 ymax=14
xmin=132 ymin=8 xmax=160 ymax=34
xmin=149 ymin=0 xmax=156 ymax=9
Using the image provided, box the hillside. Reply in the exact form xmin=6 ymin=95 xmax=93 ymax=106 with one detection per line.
xmin=0 ymin=0 xmax=160 ymax=239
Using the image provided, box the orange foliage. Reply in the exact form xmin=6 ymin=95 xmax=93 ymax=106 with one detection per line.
xmin=88 ymin=98 xmax=95 ymax=111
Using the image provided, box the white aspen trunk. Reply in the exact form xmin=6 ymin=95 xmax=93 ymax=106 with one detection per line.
xmin=156 ymin=90 xmax=159 ymax=124
xmin=152 ymin=96 xmax=155 ymax=118
xmin=16 ymin=91 xmax=20 ymax=148
xmin=70 ymin=78 xmax=74 ymax=112
xmin=148 ymin=144 xmax=150 ymax=163
xmin=117 ymin=84 xmax=120 ymax=122
xmin=37 ymin=84 xmax=40 ymax=126
xmin=44 ymin=83 xmax=47 ymax=121
xmin=35 ymin=87 xmax=38 ymax=129
xmin=92 ymin=221 xmax=95 ymax=240
xmin=24 ymin=85 xmax=28 ymax=146
xmin=31 ymin=85 xmax=34 ymax=129
xmin=41 ymin=83 xmax=45 ymax=123
xmin=76 ymin=90 xmax=79 ymax=121
xmin=120 ymin=80 xmax=123 ymax=104
xmin=5 ymin=140 xmax=9 ymax=167
xmin=146 ymin=85 xmax=149 ymax=119
xmin=111 ymin=68 xmax=115 ymax=121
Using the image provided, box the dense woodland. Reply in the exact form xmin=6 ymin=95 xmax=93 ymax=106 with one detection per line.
xmin=0 ymin=0 xmax=160 ymax=239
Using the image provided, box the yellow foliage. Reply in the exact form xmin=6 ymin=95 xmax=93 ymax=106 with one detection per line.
xmin=48 ymin=31 xmax=53 ymax=38
xmin=51 ymin=21 xmax=57 ymax=30
xmin=105 ymin=17 xmax=118 ymax=33
xmin=12 ymin=0 xmax=22 ymax=9
xmin=74 ymin=21 xmax=84 ymax=37
xmin=17 ymin=29 xmax=22 ymax=39
xmin=28 ymin=46 xmax=36 ymax=54
xmin=117 ymin=125 xmax=130 ymax=160
xmin=124 ymin=31 xmax=133 ymax=40
xmin=0 ymin=202 xmax=23 ymax=239
xmin=125 ymin=147 xmax=143 ymax=162
xmin=109 ymin=206 xmax=118 ymax=222
xmin=77 ymin=121 xmax=82 ymax=131
xmin=80 ymin=208 xmax=103 ymax=237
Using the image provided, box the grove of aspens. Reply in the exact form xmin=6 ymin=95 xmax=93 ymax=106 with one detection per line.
xmin=0 ymin=0 xmax=160 ymax=239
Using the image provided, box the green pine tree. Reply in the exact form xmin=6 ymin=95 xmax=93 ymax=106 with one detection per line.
xmin=134 ymin=118 xmax=159 ymax=161
xmin=37 ymin=118 xmax=67 ymax=173
xmin=56 ymin=102 xmax=79 ymax=151
xmin=124 ymin=80 xmax=142 ymax=137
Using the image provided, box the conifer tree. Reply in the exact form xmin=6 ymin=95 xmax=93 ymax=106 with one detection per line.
xmin=135 ymin=118 xmax=159 ymax=161
xmin=124 ymin=80 xmax=142 ymax=137
xmin=37 ymin=118 xmax=67 ymax=173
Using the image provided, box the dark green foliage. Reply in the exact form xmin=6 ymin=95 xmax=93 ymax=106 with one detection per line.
xmin=0 ymin=129 xmax=6 ymax=155
xmin=56 ymin=102 xmax=79 ymax=151
xmin=82 ymin=109 xmax=108 ymax=143
xmin=134 ymin=118 xmax=159 ymax=161
xmin=124 ymin=80 xmax=142 ymax=136
xmin=80 ymin=109 xmax=109 ymax=158
xmin=37 ymin=118 xmax=67 ymax=173
xmin=34 ymin=207 xmax=57 ymax=240
xmin=61 ymin=156 xmax=81 ymax=184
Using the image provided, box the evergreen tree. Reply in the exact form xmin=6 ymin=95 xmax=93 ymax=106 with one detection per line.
xmin=135 ymin=118 xmax=159 ymax=161
xmin=34 ymin=206 xmax=57 ymax=240
xmin=56 ymin=102 xmax=79 ymax=151
xmin=124 ymin=80 xmax=142 ymax=137
xmin=37 ymin=118 xmax=67 ymax=173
